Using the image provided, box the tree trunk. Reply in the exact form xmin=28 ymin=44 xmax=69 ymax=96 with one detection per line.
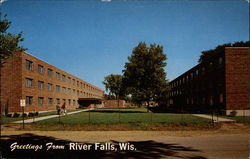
xmin=117 ymin=96 xmax=120 ymax=123
xmin=147 ymin=101 xmax=150 ymax=112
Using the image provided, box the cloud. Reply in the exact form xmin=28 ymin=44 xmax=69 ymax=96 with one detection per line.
xmin=0 ymin=0 xmax=8 ymax=4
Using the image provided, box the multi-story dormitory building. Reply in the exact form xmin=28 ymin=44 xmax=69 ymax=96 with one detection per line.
xmin=169 ymin=47 xmax=250 ymax=116
xmin=0 ymin=52 xmax=104 ymax=113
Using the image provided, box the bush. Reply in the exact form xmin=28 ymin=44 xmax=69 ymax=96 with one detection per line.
xmin=35 ymin=112 xmax=39 ymax=116
xmin=22 ymin=113 xmax=27 ymax=118
xmin=229 ymin=110 xmax=237 ymax=117
xmin=6 ymin=114 xmax=12 ymax=117
xmin=28 ymin=112 xmax=34 ymax=117
xmin=13 ymin=112 xmax=20 ymax=118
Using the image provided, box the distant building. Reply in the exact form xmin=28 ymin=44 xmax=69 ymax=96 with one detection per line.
xmin=169 ymin=47 xmax=250 ymax=116
xmin=0 ymin=52 xmax=104 ymax=113
xmin=103 ymin=100 xmax=129 ymax=107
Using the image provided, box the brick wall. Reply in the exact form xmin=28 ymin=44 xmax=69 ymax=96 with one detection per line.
xmin=0 ymin=53 xmax=22 ymax=113
xmin=103 ymin=100 xmax=127 ymax=107
xmin=225 ymin=47 xmax=250 ymax=115
xmin=1 ymin=52 xmax=104 ymax=113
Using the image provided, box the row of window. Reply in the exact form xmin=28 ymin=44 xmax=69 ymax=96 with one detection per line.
xmin=25 ymin=78 xmax=99 ymax=98
xmin=170 ymin=85 xmax=219 ymax=96
xmin=170 ymin=57 xmax=223 ymax=89
xmin=26 ymin=96 xmax=78 ymax=106
xmin=25 ymin=59 xmax=101 ymax=93
xmin=169 ymin=94 xmax=224 ymax=105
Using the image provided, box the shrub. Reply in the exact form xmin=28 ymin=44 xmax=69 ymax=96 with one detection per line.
xmin=22 ymin=113 xmax=27 ymax=118
xmin=6 ymin=114 xmax=12 ymax=117
xmin=28 ymin=112 xmax=34 ymax=117
xmin=13 ymin=113 xmax=20 ymax=118
xmin=229 ymin=110 xmax=237 ymax=117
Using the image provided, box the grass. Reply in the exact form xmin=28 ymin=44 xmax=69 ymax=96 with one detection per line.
xmin=37 ymin=112 xmax=209 ymax=124
xmin=33 ymin=109 xmax=214 ymax=130
xmin=2 ymin=107 xmax=218 ymax=130
xmin=224 ymin=116 xmax=250 ymax=123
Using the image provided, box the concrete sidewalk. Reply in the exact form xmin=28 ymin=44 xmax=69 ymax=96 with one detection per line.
xmin=193 ymin=114 xmax=235 ymax=123
xmin=13 ymin=109 xmax=92 ymax=124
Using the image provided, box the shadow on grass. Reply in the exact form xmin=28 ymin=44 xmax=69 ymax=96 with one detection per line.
xmin=0 ymin=133 xmax=207 ymax=159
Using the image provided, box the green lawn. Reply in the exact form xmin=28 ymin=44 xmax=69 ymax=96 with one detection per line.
xmin=225 ymin=116 xmax=250 ymax=123
xmin=37 ymin=111 xmax=210 ymax=125
xmin=2 ymin=107 xmax=216 ymax=130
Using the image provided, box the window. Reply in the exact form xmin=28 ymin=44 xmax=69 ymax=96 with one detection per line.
xmin=77 ymin=90 xmax=79 ymax=96
xmin=62 ymin=87 xmax=66 ymax=93
xmin=73 ymin=79 xmax=75 ymax=85
xmin=56 ymin=98 xmax=60 ymax=104
xmin=38 ymin=65 xmax=44 ymax=74
xmin=68 ymin=99 xmax=71 ymax=106
xmin=48 ymin=98 xmax=53 ymax=106
xmin=218 ymin=57 xmax=223 ymax=65
xmin=62 ymin=99 xmax=66 ymax=104
xmin=56 ymin=72 xmax=60 ymax=80
xmin=73 ymin=100 xmax=76 ymax=106
xmin=26 ymin=96 xmax=33 ymax=105
xmin=209 ymin=96 xmax=213 ymax=106
xmin=68 ymin=77 xmax=71 ymax=84
xmin=25 ymin=60 xmax=33 ymax=70
xmin=38 ymin=81 xmax=44 ymax=90
xmin=38 ymin=97 xmax=44 ymax=106
xmin=26 ymin=78 xmax=33 ymax=88
xmin=196 ymin=70 xmax=199 ymax=75
xmin=77 ymin=81 xmax=79 ymax=87
xmin=62 ymin=75 xmax=66 ymax=82
xmin=73 ymin=89 xmax=75 ymax=95
xmin=48 ymin=69 xmax=53 ymax=77
xmin=219 ymin=94 xmax=224 ymax=103
xmin=209 ymin=62 xmax=213 ymax=68
xmin=56 ymin=85 xmax=60 ymax=93
xmin=202 ymin=97 xmax=206 ymax=104
xmin=48 ymin=83 xmax=53 ymax=92
xmin=68 ymin=88 xmax=71 ymax=94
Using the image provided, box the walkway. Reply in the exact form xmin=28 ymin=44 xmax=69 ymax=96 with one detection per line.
xmin=193 ymin=114 xmax=235 ymax=123
xmin=13 ymin=109 xmax=92 ymax=124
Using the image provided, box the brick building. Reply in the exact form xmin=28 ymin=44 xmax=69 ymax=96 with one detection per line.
xmin=103 ymin=100 xmax=128 ymax=108
xmin=0 ymin=52 xmax=104 ymax=113
xmin=169 ymin=47 xmax=250 ymax=116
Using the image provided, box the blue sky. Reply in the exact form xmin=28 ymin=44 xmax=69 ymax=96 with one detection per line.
xmin=2 ymin=0 xmax=249 ymax=90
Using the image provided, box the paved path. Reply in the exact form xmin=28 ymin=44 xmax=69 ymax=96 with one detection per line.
xmin=13 ymin=109 xmax=92 ymax=124
xmin=193 ymin=114 xmax=235 ymax=122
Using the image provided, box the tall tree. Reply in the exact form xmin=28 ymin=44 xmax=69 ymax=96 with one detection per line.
xmin=103 ymin=74 xmax=125 ymax=105
xmin=0 ymin=13 xmax=26 ymax=67
xmin=198 ymin=41 xmax=250 ymax=63
xmin=123 ymin=42 xmax=169 ymax=107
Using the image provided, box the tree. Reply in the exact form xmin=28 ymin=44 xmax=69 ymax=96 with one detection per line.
xmin=102 ymin=74 xmax=125 ymax=105
xmin=198 ymin=41 xmax=250 ymax=63
xmin=0 ymin=12 xmax=26 ymax=138
xmin=123 ymin=42 xmax=169 ymax=107
xmin=0 ymin=13 xmax=26 ymax=67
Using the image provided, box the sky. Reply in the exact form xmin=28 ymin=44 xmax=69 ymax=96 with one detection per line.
xmin=1 ymin=0 xmax=249 ymax=90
